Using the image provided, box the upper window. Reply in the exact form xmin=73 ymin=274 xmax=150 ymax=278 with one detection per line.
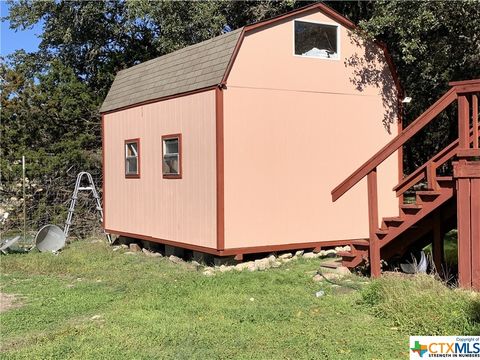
xmin=162 ymin=134 xmax=182 ymax=179
xmin=125 ymin=139 xmax=140 ymax=178
xmin=294 ymin=20 xmax=339 ymax=59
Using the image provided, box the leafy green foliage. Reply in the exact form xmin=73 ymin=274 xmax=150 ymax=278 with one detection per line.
xmin=5 ymin=0 xmax=303 ymax=96
xmin=358 ymin=1 xmax=480 ymax=173
xmin=1 ymin=0 xmax=479 ymax=233
xmin=1 ymin=1 xmax=302 ymax=234
xmin=1 ymin=59 xmax=102 ymax=234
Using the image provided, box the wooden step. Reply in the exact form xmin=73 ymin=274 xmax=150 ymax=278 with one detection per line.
xmin=375 ymin=229 xmax=389 ymax=238
xmin=336 ymin=251 xmax=355 ymax=259
xmin=416 ymin=190 xmax=442 ymax=202
xmin=400 ymin=203 xmax=423 ymax=215
xmin=436 ymin=176 xmax=454 ymax=188
xmin=381 ymin=217 xmax=404 ymax=230
xmin=351 ymin=239 xmax=370 ymax=247
xmin=338 ymin=251 xmax=366 ymax=268
xmin=343 ymin=256 xmax=366 ymax=268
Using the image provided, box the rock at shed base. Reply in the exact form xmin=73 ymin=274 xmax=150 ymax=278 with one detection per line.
xmin=129 ymin=243 xmax=141 ymax=252
xmin=295 ymin=250 xmax=304 ymax=257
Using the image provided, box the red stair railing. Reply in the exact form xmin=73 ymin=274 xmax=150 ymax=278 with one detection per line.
xmin=331 ymin=79 xmax=480 ymax=277
xmin=392 ymin=127 xmax=480 ymax=197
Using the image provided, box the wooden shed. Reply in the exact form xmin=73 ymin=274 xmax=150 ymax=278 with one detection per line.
xmin=100 ymin=3 xmax=401 ymax=259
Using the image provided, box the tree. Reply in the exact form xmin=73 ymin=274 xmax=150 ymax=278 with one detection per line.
xmin=5 ymin=0 xmax=302 ymax=97
xmin=1 ymin=58 xmax=101 ymax=234
xmin=2 ymin=0 xmax=479 ymax=233
xmin=1 ymin=0 xmax=301 ymax=233
xmin=357 ymin=0 xmax=480 ymax=172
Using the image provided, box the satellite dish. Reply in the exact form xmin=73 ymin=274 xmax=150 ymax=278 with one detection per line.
xmin=35 ymin=225 xmax=66 ymax=252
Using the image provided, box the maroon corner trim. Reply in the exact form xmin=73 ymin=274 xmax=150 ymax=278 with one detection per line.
xmin=222 ymin=2 xmax=403 ymax=100
xmin=101 ymin=86 xmax=218 ymax=115
xmin=125 ymin=138 xmax=141 ymax=179
xmin=244 ymin=3 xmax=356 ymax=33
xmin=215 ymin=87 xmax=225 ymax=251
xmin=101 ymin=114 xmax=106 ymax=229
xmin=107 ymin=229 xmax=220 ymax=255
xmin=161 ymin=133 xmax=182 ymax=179
xmin=106 ymin=228 xmax=364 ymax=257
xmin=218 ymin=239 xmax=366 ymax=256
xmin=221 ymin=28 xmax=246 ymax=86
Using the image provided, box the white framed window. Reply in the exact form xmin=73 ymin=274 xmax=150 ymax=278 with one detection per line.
xmin=162 ymin=134 xmax=182 ymax=179
xmin=125 ymin=139 xmax=140 ymax=178
xmin=294 ymin=20 xmax=340 ymax=59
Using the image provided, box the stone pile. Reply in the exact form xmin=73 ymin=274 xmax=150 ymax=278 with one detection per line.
xmin=111 ymin=242 xmax=352 ymax=276
xmin=202 ymin=246 xmax=351 ymax=276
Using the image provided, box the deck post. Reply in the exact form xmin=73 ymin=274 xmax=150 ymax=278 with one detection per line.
xmin=454 ymin=160 xmax=480 ymax=289
xmin=456 ymin=163 xmax=471 ymax=288
xmin=472 ymin=94 xmax=478 ymax=149
xmin=471 ymin=178 xmax=480 ymax=290
xmin=458 ymin=94 xmax=470 ymax=150
xmin=367 ymin=168 xmax=381 ymax=277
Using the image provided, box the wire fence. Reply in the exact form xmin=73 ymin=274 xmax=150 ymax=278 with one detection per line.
xmin=0 ymin=160 xmax=104 ymax=246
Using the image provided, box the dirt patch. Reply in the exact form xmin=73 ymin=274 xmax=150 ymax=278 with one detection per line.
xmin=0 ymin=292 xmax=23 ymax=313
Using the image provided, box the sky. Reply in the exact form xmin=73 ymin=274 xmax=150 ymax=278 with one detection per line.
xmin=1 ymin=1 xmax=42 ymax=57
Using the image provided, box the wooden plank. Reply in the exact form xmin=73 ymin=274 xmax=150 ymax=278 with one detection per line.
xmin=394 ymin=171 xmax=425 ymax=197
xmin=453 ymin=84 xmax=480 ymax=94
xmin=458 ymin=95 xmax=470 ymax=150
xmin=471 ymin=178 xmax=480 ymax=289
xmin=449 ymin=79 xmax=480 ymax=86
xmin=101 ymin=114 xmax=107 ymax=229
xmin=454 ymin=161 xmax=480 ymax=178
xmin=379 ymin=188 xmax=454 ymax=248
xmin=426 ymin=162 xmax=437 ymax=190
xmin=457 ymin=148 xmax=480 ymax=158
xmin=473 ymin=94 xmax=479 ymax=149
xmin=332 ymin=88 xmax=457 ymax=202
xmin=394 ymin=126 xmax=480 ymax=196
xmin=457 ymin=175 xmax=472 ymax=288
xmin=215 ymin=88 xmax=225 ymax=251
xmin=367 ymin=169 xmax=381 ymax=277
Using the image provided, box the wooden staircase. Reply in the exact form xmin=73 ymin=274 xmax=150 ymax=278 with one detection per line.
xmin=331 ymin=79 xmax=480 ymax=288
xmin=337 ymin=176 xmax=455 ymax=269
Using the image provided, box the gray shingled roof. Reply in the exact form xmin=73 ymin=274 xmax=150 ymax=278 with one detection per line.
xmin=100 ymin=28 xmax=243 ymax=113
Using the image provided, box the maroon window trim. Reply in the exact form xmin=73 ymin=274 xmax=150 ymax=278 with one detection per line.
xmin=162 ymin=134 xmax=182 ymax=179
xmin=125 ymin=138 xmax=140 ymax=179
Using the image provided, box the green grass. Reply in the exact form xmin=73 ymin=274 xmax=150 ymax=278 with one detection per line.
xmin=443 ymin=230 xmax=459 ymax=266
xmin=1 ymin=240 xmax=478 ymax=359
xmin=424 ymin=230 xmax=458 ymax=266
xmin=361 ymin=273 xmax=480 ymax=335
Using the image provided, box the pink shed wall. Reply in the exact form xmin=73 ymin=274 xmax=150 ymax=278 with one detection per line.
xmin=103 ymin=90 xmax=217 ymax=248
xmin=223 ymin=9 xmax=399 ymax=248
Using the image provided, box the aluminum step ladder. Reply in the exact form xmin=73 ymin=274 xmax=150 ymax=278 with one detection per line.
xmin=64 ymin=172 xmax=112 ymax=243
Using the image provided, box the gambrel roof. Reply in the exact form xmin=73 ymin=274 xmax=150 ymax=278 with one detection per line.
xmin=101 ymin=3 xmax=401 ymax=113
xmin=100 ymin=28 xmax=243 ymax=113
